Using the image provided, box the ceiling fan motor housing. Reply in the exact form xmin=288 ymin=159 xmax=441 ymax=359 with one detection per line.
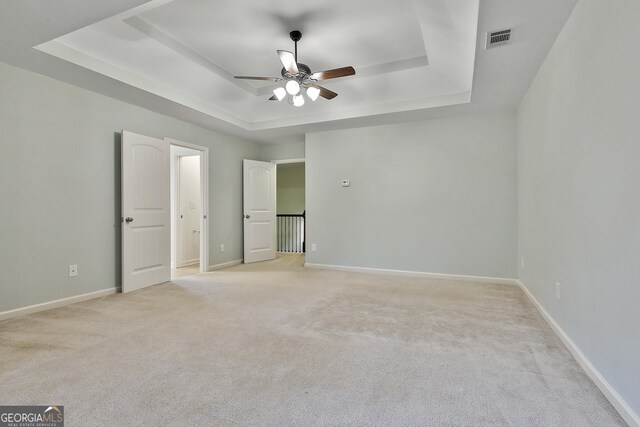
xmin=281 ymin=63 xmax=311 ymax=81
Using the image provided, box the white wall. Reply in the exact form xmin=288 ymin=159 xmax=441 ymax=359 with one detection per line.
xmin=517 ymin=0 xmax=640 ymax=420
xmin=0 ymin=61 xmax=261 ymax=313
xmin=306 ymin=111 xmax=517 ymax=278
xmin=178 ymin=155 xmax=201 ymax=266
xmin=170 ymin=145 xmax=201 ymax=269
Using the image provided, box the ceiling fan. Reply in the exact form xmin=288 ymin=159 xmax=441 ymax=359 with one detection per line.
xmin=234 ymin=30 xmax=355 ymax=106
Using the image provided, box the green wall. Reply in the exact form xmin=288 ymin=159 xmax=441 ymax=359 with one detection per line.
xmin=277 ymin=163 xmax=305 ymax=214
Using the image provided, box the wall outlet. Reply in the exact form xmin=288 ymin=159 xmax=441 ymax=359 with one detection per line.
xmin=555 ymin=282 xmax=561 ymax=300
xmin=69 ymin=264 xmax=78 ymax=277
xmin=521 ymin=257 xmax=525 ymax=269
xmin=220 ymin=244 xmax=225 ymax=253
xmin=311 ymin=243 xmax=317 ymax=252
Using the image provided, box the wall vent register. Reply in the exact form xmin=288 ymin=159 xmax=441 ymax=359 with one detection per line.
xmin=486 ymin=29 xmax=513 ymax=49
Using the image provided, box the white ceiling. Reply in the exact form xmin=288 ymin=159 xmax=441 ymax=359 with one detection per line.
xmin=0 ymin=0 xmax=578 ymax=144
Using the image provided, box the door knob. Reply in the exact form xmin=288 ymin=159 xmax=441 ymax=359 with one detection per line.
xmin=125 ymin=217 xmax=134 ymax=223
xmin=244 ymin=215 xmax=250 ymax=219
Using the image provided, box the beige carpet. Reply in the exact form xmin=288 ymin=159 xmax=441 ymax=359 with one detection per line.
xmin=172 ymin=263 xmax=200 ymax=279
xmin=0 ymin=254 xmax=625 ymax=426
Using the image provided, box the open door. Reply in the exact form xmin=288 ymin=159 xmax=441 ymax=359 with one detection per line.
xmin=243 ymin=159 xmax=276 ymax=263
xmin=122 ymin=131 xmax=171 ymax=293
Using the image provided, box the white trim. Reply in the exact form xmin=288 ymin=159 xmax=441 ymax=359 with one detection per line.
xmin=36 ymin=41 xmax=250 ymax=131
xmin=0 ymin=288 xmax=119 ymax=322
xmin=123 ymin=16 xmax=258 ymax=96
xmin=166 ymin=138 xmax=209 ymax=154
xmin=173 ymin=154 xmax=182 ymax=268
xmin=166 ymin=138 xmax=209 ymax=275
xmin=304 ymin=263 xmax=518 ymax=285
xmin=177 ymin=260 xmax=199 ymax=268
xmin=271 ymin=158 xmax=305 ymax=165
xmin=516 ymin=280 xmax=640 ymax=427
xmin=208 ymin=259 xmax=243 ymax=271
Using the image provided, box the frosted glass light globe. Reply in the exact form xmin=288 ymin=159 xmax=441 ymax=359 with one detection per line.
xmin=285 ymin=80 xmax=300 ymax=95
xmin=273 ymin=87 xmax=286 ymax=101
xmin=293 ymin=94 xmax=305 ymax=107
xmin=306 ymin=86 xmax=320 ymax=101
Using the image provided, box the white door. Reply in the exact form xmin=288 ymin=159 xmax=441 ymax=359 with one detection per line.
xmin=122 ymin=131 xmax=171 ymax=293
xmin=243 ymin=159 xmax=276 ymax=263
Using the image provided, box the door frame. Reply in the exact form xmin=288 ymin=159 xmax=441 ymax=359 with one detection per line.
xmin=166 ymin=138 xmax=209 ymax=274
xmin=271 ymin=158 xmax=305 ymax=165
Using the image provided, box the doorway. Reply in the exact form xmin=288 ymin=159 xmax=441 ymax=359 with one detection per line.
xmin=121 ymin=131 xmax=208 ymax=293
xmin=169 ymin=141 xmax=208 ymax=279
xmin=274 ymin=159 xmax=305 ymax=255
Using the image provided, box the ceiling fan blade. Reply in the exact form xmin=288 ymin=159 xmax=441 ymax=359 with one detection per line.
xmin=309 ymin=83 xmax=338 ymax=100
xmin=234 ymin=76 xmax=280 ymax=81
xmin=310 ymin=66 xmax=355 ymax=81
xmin=277 ymin=50 xmax=299 ymax=76
xmin=269 ymin=95 xmax=278 ymax=101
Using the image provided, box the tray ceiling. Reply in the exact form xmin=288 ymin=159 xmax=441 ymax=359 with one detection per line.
xmin=0 ymin=0 xmax=579 ymax=144
xmin=36 ymin=0 xmax=479 ymax=131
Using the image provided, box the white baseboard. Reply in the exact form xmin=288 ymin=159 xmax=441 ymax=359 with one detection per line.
xmin=516 ymin=280 xmax=639 ymax=427
xmin=177 ymin=259 xmax=199 ymax=268
xmin=304 ymin=263 xmax=518 ymax=285
xmin=208 ymin=259 xmax=243 ymax=271
xmin=0 ymin=287 xmax=119 ymax=322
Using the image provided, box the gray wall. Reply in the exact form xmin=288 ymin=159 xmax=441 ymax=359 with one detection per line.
xmin=517 ymin=0 xmax=640 ymax=415
xmin=306 ymin=111 xmax=517 ymax=278
xmin=277 ymin=164 xmax=305 ymax=214
xmin=0 ymin=61 xmax=261 ymax=313
xmin=261 ymin=141 xmax=305 ymax=162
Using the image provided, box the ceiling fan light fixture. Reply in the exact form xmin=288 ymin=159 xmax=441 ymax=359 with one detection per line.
xmin=285 ymin=80 xmax=300 ymax=95
xmin=234 ymin=30 xmax=355 ymax=106
xmin=292 ymin=94 xmax=305 ymax=107
xmin=306 ymin=86 xmax=320 ymax=101
xmin=273 ymin=87 xmax=287 ymax=101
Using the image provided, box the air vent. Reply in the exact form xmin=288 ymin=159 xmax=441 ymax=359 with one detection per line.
xmin=486 ymin=28 xmax=512 ymax=49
